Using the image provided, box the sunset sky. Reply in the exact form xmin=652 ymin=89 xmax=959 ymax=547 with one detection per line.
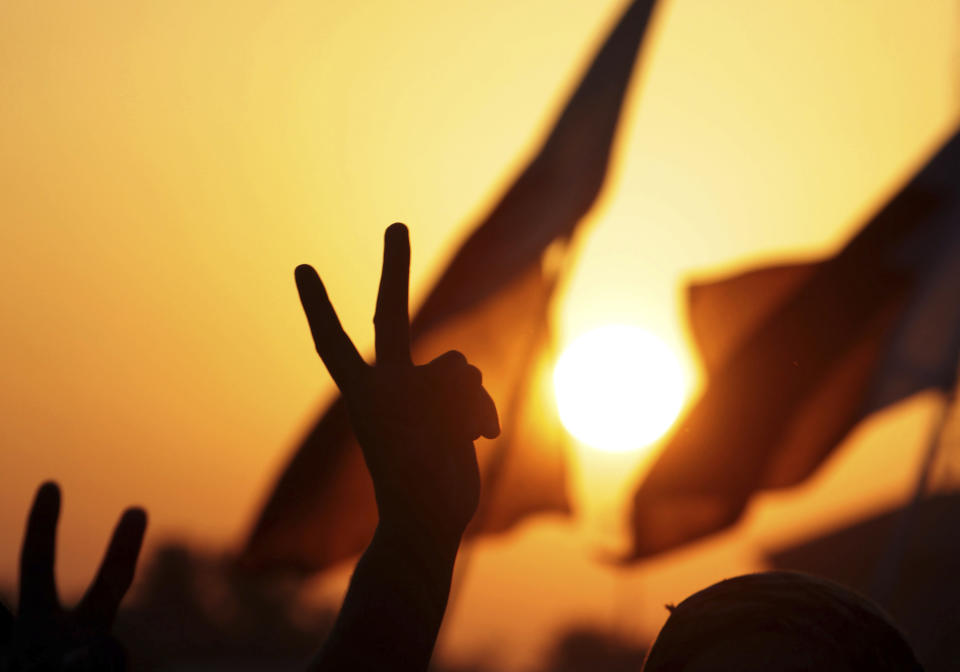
xmin=2 ymin=0 xmax=959 ymax=668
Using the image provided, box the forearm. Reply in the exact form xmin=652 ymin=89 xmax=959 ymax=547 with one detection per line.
xmin=297 ymin=224 xmax=491 ymax=671
xmin=309 ymin=522 xmax=461 ymax=672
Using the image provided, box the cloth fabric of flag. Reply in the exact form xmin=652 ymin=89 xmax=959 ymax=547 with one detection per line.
xmin=243 ymin=0 xmax=661 ymax=573
xmin=629 ymin=127 xmax=960 ymax=559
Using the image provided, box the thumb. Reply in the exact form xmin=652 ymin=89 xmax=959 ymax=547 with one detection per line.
xmin=477 ymin=387 xmax=500 ymax=440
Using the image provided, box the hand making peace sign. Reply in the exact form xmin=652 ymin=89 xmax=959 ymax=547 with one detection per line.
xmin=294 ymin=223 xmax=500 ymax=545
xmin=1 ymin=482 xmax=146 ymax=671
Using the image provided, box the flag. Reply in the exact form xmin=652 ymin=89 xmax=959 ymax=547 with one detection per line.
xmin=628 ymin=126 xmax=960 ymax=559
xmin=243 ymin=0 xmax=662 ymax=573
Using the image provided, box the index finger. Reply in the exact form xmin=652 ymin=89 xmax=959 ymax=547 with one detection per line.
xmin=19 ymin=481 xmax=60 ymax=619
xmin=295 ymin=264 xmax=368 ymax=394
xmin=374 ymin=223 xmax=412 ymax=365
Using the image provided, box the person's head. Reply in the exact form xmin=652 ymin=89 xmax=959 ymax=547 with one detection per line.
xmin=641 ymin=571 xmax=923 ymax=671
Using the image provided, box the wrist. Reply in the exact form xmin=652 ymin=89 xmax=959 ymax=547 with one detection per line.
xmin=373 ymin=517 xmax=462 ymax=574
xmin=376 ymin=514 xmax=462 ymax=554
xmin=366 ymin=520 xmax=461 ymax=618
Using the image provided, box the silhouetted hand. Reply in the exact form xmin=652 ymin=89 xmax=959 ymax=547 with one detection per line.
xmin=295 ymin=222 xmax=500 ymax=548
xmin=301 ymin=223 xmax=500 ymax=672
xmin=0 ymin=482 xmax=147 ymax=671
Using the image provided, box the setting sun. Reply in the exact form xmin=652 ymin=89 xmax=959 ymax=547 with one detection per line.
xmin=553 ymin=325 xmax=688 ymax=453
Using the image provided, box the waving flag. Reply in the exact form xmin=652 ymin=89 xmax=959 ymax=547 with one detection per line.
xmin=629 ymin=126 xmax=960 ymax=559
xmin=244 ymin=0 xmax=662 ymax=573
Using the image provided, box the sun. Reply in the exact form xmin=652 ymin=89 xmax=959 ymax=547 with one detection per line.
xmin=553 ymin=325 xmax=688 ymax=453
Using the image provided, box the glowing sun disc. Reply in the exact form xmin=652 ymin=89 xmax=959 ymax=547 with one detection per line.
xmin=553 ymin=325 xmax=687 ymax=453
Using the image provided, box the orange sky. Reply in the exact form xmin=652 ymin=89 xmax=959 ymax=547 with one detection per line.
xmin=1 ymin=1 xmax=959 ymax=668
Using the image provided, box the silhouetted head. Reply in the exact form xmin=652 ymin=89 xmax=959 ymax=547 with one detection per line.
xmin=641 ymin=571 xmax=923 ymax=671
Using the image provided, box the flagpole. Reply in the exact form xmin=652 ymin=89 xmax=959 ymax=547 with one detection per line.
xmin=869 ymin=387 xmax=957 ymax=606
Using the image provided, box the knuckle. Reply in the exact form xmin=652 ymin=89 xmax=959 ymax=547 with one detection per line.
xmin=430 ymin=350 xmax=467 ymax=371
xmin=465 ymin=365 xmax=482 ymax=386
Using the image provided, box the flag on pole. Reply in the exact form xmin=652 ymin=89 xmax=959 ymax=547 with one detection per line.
xmin=243 ymin=0 xmax=662 ymax=573
xmin=628 ymin=126 xmax=960 ymax=559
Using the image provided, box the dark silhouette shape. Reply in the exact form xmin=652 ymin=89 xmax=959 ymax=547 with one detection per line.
xmin=0 ymin=482 xmax=147 ymax=671
xmin=643 ymin=571 xmax=923 ymax=671
xmin=295 ymin=224 xmax=499 ymax=671
xmin=113 ymin=543 xmax=335 ymax=670
xmin=769 ymin=493 xmax=960 ymax=672
xmin=244 ymin=0 xmax=662 ymax=575
xmin=541 ymin=626 xmax=648 ymax=672
xmin=629 ymin=126 xmax=960 ymax=559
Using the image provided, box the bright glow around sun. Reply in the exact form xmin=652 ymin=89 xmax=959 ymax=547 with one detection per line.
xmin=553 ymin=325 xmax=688 ymax=453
